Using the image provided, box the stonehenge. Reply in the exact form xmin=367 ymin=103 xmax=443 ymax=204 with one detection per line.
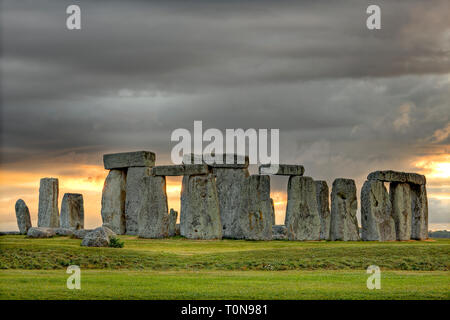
xmin=362 ymin=170 xmax=428 ymax=241
xmin=60 ymin=193 xmax=84 ymax=230
xmin=330 ymin=179 xmax=360 ymax=241
xmin=15 ymin=199 xmax=32 ymax=234
xmin=13 ymin=150 xmax=429 ymax=243
xmin=38 ymin=178 xmax=60 ymax=228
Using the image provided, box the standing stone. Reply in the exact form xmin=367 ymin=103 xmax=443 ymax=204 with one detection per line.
xmin=214 ymin=168 xmax=249 ymax=238
xmin=411 ymin=184 xmax=428 ymax=240
xmin=241 ymin=175 xmax=273 ymax=240
xmin=15 ymin=199 xmax=32 ymax=234
xmin=285 ymin=176 xmax=321 ymax=240
xmin=101 ymin=170 xmax=127 ymax=234
xmin=138 ymin=176 xmax=169 ymax=238
xmin=180 ymin=175 xmax=189 ymax=237
xmin=60 ymin=193 xmax=84 ymax=230
xmin=361 ymin=180 xmax=395 ymax=241
xmin=272 ymin=225 xmax=287 ymax=240
xmin=169 ymin=209 xmax=178 ymax=236
xmin=180 ymin=174 xmax=222 ymax=239
xmin=125 ymin=167 xmax=151 ymax=235
xmin=270 ymin=198 xmax=276 ymax=225
xmin=315 ymin=181 xmax=330 ymax=240
xmin=38 ymin=178 xmax=59 ymax=228
xmin=330 ymin=179 xmax=360 ymax=241
xmin=390 ymin=182 xmax=412 ymax=240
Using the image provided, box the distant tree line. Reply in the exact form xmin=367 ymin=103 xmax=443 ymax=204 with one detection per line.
xmin=428 ymin=230 xmax=450 ymax=238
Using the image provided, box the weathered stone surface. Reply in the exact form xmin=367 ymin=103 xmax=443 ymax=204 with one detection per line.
xmin=183 ymin=153 xmax=249 ymax=168
xmin=54 ymin=228 xmax=74 ymax=236
xmin=390 ymin=182 xmax=412 ymax=240
xmin=101 ymin=170 xmax=127 ymax=234
xmin=38 ymin=178 xmax=59 ymax=228
xmin=259 ymin=164 xmax=305 ymax=176
xmin=240 ymin=175 xmax=273 ymax=240
xmin=270 ymin=198 xmax=276 ymax=225
xmin=272 ymin=225 xmax=287 ymax=240
xmin=72 ymin=229 xmax=92 ymax=239
xmin=169 ymin=209 xmax=178 ymax=236
xmin=285 ymin=176 xmax=321 ymax=240
xmin=411 ymin=184 xmax=428 ymax=240
xmin=81 ymin=226 xmax=116 ymax=247
xmin=15 ymin=199 xmax=32 ymax=234
xmin=180 ymin=174 xmax=222 ymax=239
xmin=361 ymin=180 xmax=395 ymax=241
xmin=330 ymin=179 xmax=360 ymax=241
xmin=138 ymin=176 xmax=170 ymax=238
xmin=60 ymin=193 xmax=84 ymax=230
xmin=214 ymin=168 xmax=249 ymax=238
xmin=175 ymin=224 xmax=181 ymax=236
xmin=315 ymin=181 xmax=330 ymax=240
xmin=103 ymin=151 xmax=155 ymax=170
xmin=152 ymin=164 xmax=210 ymax=176
xmin=368 ymin=170 xmax=425 ymax=185
xmin=27 ymin=227 xmax=56 ymax=238
xmin=125 ymin=167 xmax=151 ymax=235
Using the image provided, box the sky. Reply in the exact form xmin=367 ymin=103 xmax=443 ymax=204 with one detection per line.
xmin=1 ymin=0 xmax=449 ymax=231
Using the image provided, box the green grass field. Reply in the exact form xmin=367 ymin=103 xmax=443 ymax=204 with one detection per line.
xmin=0 ymin=236 xmax=449 ymax=299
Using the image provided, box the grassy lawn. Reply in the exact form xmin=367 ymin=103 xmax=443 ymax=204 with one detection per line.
xmin=0 ymin=236 xmax=449 ymax=299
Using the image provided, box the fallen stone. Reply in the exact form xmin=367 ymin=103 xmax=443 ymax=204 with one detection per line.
xmin=183 ymin=153 xmax=249 ymax=168
xmin=81 ymin=226 xmax=116 ymax=247
xmin=101 ymin=170 xmax=127 ymax=234
xmin=367 ymin=170 xmax=425 ymax=185
xmin=103 ymin=151 xmax=155 ymax=170
xmin=180 ymin=174 xmax=222 ymax=239
xmin=138 ymin=176 xmax=170 ymax=238
xmin=315 ymin=181 xmax=330 ymax=240
xmin=240 ymin=175 xmax=273 ymax=240
xmin=361 ymin=180 xmax=395 ymax=241
xmin=38 ymin=178 xmax=60 ymax=228
xmin=330 ymin=178 xmax=360 ymax=241
xmin=72 ymin=229 xmax=92 ymax=239
xmin=152 ymin=164 xmax=210 ymax=176
xmin=272 ymin=225 xmax=287 ymax=240
xmin=125 ymin=167 xmax=151 ymax=235
xmin=27 ymin=227 xmax=56 ymax=238
xmin=60 ymin=193 xmax=84 ymax=230
xmin=214 ymin=168 xmax=249 ymax=238
xmin=259 ymin=164 xmax=305 ymax=176
xmin=169 ymin=208 xmax=178 ymax=236
xmin=390 ymin=182 xmax=412 ymax=240
xmin=285 ymin=176 xmax=321 ymax=240
xmin=411 ymin=184 xmax=428 ymax=240
xmin=15 ymin=199 xmax=32 ymax=234
xmin=54 ymin=228 xmax=74 ymax=236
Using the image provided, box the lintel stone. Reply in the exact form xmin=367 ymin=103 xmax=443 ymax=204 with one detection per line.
xmin=103 ymin=151 xmax=155 ymax=169
xmin=367 ymin=170 xmax=425 ymax=185
xmin=259 ymin=164 xmax=305 ymax=176
xmin=152 ymin=164 xmax=210 ymax=176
